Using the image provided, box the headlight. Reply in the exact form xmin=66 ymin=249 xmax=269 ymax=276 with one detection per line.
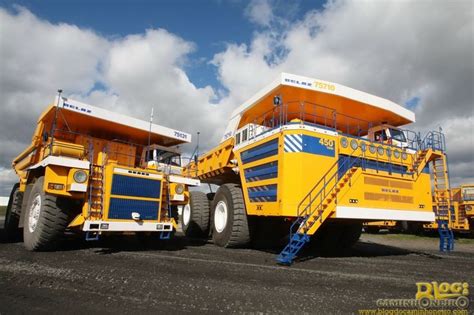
xmin=377 ymin=146 xmax=384 ymax=155
xmin=175 ymin=183 xmax=185 ymax=194
xmin=350 ymin=139 xmax=358 ymax=150
xmin=73 ymin=170 xmax=88 ymax=183
xmin=340 ymin=137 xmax=348 ymax=148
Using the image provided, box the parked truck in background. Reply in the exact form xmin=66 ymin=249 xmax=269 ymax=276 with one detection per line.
xmin=5 ymin=94 xmax=199 ymax=250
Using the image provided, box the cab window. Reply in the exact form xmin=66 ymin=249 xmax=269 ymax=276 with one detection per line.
xmin=389 ymin=128 xmax=407 ymax=142
xmin=242 ymin=129 xmax=248 ymax=142
xmin=374 ymin=130 xmax=388 ymax=142
xmin=462 ymin=187 xmax=474 ymax=201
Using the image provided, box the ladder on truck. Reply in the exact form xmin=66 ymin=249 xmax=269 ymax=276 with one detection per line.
xmin=159 ymin=180 xmax=173 ymax=240
xmin=432 ymin=155 xmax=454 ymax=251
xmin=418 ymin=132 xmax=454 ymax=251
xmin=86 ymin=143 xmax=106 ymax=241
xmin=277 ymin=152 xmax=364 ymax=265
xmin=408 ymin=131 xmax=454 ymax=251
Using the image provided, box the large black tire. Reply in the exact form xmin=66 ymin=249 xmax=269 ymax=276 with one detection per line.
xmin=211 ymin=183 xmax=250 ymax=248
xmin=4 ymin=183 xmax=23 ymax=240
xmin=23 ymin=177 xmax=71 ymax=251
xmin=181 ymin=191 xmax=210 ymax=237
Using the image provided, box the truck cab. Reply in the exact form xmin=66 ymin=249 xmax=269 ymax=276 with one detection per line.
xmin=368 ymin=124 xmax=409 ymax=148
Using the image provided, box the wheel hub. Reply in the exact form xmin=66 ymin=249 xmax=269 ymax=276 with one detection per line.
xmin=28 ymin=194 xmax=41 ymax=233
xmin=214 ymin=201 xmax=228 ymax=233
xmin=183 ymin=203 xmax=191 ymax=226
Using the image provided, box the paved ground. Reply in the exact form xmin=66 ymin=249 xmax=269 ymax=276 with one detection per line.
xmin=0 ymin=218 xmax=473 ymax=314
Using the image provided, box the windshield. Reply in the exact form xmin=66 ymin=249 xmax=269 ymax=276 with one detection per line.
xmin=389 ymin=128 xmax=407 ymax=142
xmin=146 ymin=149 xmax=181 ymax=166
xmin=462 ymin=187 xmax=474 ymax=201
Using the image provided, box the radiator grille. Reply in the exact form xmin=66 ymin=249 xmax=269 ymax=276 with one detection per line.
xmin=108 ymin=198 xmax=159 ymax=220
xmin=111 ymin=174 xmax=161 ymax=198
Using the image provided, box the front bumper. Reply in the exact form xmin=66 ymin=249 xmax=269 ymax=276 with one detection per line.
xmin=83 ymin=220 xmax=174 ymax=232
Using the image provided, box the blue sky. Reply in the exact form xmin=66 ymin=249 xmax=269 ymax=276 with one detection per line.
xmin=0 ymin=0 xmax=325 ymax=90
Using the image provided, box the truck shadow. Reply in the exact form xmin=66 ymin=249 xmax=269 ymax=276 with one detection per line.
xmin=0 ymin=226 xmax=209 ymax=254
xmin=252 ymin=239 xmax=442 ymax=262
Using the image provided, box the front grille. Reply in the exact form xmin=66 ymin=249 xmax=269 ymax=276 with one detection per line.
xmin=108 ymin=198 xmax=159 ymax=220
xmin=111 ymin=174 xmax=161 ymax=198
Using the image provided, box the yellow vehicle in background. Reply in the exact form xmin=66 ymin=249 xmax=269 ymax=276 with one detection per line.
xmin=424 ymin=184 xmax=474 ymax=233
xmin=184 ymin=73 xmax=453 ymax=264
xmin=4 ymin=93 xmax=199 ymax=250
xmin=456 ymin=184 xmax=474 ymax=225
xmin=364 ymin=221 xmax=397 ymax=233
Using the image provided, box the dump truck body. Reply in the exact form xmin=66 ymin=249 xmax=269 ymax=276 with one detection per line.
xmin=6 ymin=96 xmax=199 ymax=250
xmin=183 ymin=73 xmax=453 ymax=264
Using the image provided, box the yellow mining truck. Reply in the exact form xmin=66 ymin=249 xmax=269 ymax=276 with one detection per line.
xmin=424 ymin=184 xmax=474 ymax=233
xmin=183 ymin=73 xmax=454 ymax=264
xmin=5 ymin=94 xmax=199 ymax=250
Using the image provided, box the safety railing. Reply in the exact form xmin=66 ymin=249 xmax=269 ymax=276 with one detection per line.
xmin=247 ymin=101 xmax=375 ymax=141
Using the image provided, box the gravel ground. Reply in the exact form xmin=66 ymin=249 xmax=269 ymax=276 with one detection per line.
xmin=0 ymin=218 xmax=473 ymax=314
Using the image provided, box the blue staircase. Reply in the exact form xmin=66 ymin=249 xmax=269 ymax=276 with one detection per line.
xmin=438 ymin=220 xmax=454 ymax=251
xmin=276 ymin=153 xmax=364 ymax=265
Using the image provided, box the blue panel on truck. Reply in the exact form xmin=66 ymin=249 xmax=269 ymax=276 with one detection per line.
xmin=111 ymin=174 xmax=161 ymax=199
xmin=108 ymin=198 xmax=159 ymax=220
xmin=241 ymin=139 xmax=279 ymax=164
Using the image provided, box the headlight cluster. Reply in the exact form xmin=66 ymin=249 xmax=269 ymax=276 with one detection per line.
xmin=339 ymin=137 xmax=409 ymax=161
xmin=73 ymin=170 xmax=88 ymax=183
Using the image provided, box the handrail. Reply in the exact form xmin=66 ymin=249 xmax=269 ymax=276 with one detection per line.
xmin=290 ymin=148 xmax=364 ymax=240
xmin=297 ymin=147 xmax=359 ymax=217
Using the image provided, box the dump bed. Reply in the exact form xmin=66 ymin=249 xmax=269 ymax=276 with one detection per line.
xmin=13 ymin=97 xmax=191 ymax=170
xmin=222 ymin=73 xmax=415 ymax=142
xmin=193 ymin=73 xmax=415 ymax=182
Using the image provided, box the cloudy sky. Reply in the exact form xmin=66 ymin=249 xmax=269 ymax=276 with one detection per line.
xmin=0 ymin=0 xmax=473 ymax=196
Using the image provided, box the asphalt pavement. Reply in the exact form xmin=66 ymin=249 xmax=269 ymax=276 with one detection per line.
xmin=0 ymin=218 xmax=473 ymax=314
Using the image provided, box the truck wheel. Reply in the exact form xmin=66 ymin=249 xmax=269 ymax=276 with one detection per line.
xmin=181 ymin=191 xmax=210 ymax=237
xmin=211 ymin=183 xmax=250 ymax=248
xmin=23 ymin=177 xmax=71 ymax=251
xmin=4 ymin=183 xmax=23 ymax=240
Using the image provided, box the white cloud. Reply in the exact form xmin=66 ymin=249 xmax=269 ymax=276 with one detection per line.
xmin=214 ymin=0 xmax=473 ymax=186
xmin=245 ymin=0 xmax=274 ymax=27
xmin=0 ymin=7 xmax=225 ymax=195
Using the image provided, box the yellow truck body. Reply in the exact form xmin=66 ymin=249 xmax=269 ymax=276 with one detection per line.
xmin=6 ymin=95 xmax=199 ymax=250
xmin=183 ymin=73 xmax=452 ymax=264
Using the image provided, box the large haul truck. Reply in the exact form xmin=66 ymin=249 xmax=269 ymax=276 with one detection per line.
xmin=183 ymin=73 xmax=454 ymax=265
xmin=5 ymin=94 xmax=199 ymax=250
